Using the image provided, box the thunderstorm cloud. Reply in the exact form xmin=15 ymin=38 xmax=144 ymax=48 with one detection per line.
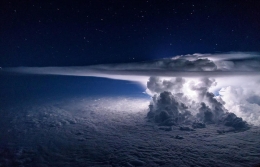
xmin=3 ymin=52 xmax=260 ymax=126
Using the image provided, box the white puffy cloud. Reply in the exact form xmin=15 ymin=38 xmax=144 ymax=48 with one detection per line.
xmin=146 ymin=77 xmax=185 ymax=94
xmin=219 ymin=85 xmax=260 ymax=125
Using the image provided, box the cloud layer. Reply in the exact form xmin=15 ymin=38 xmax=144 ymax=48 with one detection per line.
xmin=1 ymin=96 xmax=260 ymax=166
xmin=3 ymin=52 xmax=260 ymax=79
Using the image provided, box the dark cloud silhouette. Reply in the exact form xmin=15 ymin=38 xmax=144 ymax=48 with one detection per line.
xmin=220 ymin=113 xmax=249 ymax=130
xmin=147 ymin=91 xmax=192 ymax=126
xmin=197 ymin=102 xmax=214 ymax=123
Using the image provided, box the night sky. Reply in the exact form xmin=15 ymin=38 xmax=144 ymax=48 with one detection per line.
xmin=1 ymin=1 xmax=260 ymax=166
xmin=0 ymin=0 xmax=259 ymax=67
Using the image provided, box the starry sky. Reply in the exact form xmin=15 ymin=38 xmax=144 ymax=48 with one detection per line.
xmin=0 ymin=0 xmax=259 ymax=67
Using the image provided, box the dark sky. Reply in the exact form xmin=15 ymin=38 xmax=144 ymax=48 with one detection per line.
xmin=0 ymin=0 xmax=259 ymax=67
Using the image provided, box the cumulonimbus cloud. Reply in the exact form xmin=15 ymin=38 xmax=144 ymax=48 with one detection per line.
xmin=2 ymin=52 xmax=260 ymax=126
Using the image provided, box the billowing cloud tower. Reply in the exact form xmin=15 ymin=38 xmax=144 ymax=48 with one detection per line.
xmin=146 ymin=76 xmax=249 ymax=131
